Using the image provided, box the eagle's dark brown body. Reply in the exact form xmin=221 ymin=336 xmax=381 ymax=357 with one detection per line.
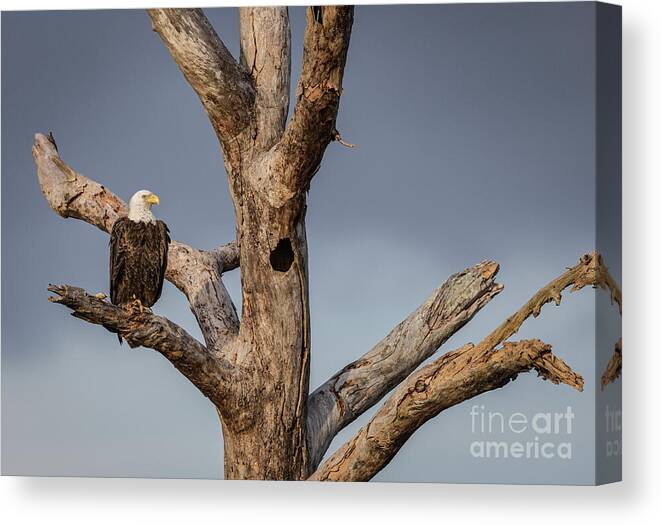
xmin=109 ymin=218 xmax=170 ymax=307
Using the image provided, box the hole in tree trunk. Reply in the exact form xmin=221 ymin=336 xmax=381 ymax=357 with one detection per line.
xmin=270 ymin=238 xmax=294 ymax=272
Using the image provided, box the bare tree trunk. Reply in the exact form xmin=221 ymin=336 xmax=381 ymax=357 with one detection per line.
xmin=220 ymin=189 xmax=312 ymax=480
xmin=33 ymin=6 xmax=622 ymax=481
xmin=145 ymin=6 xmax=353 ymax=479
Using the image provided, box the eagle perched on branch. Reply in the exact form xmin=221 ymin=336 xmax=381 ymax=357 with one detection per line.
xmin=109 ymin=190 xmax=170 ymax=331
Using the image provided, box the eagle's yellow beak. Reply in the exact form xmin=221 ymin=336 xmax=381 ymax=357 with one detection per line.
xmin=146 ymin=193 xmax=160 ymax=206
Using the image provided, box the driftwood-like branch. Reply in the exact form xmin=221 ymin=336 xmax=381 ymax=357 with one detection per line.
xmin=310 ymin=252 xmax=609 ymax=480
xmin=148 ymin=8 xmax=256 ymax=162
xmin=48 ymin=285 xmax=233 ymax=405
xmin=472 ymin=251 xmax=608 ymax=357
xmin=34 ymin=132 xmax=125 ymax=233
xmin=310 ymin=339 xmax=582 ymax=482
xmin=33 ymin=133 xmax=239 ymax=350
xmin=601 ymin=338 xmax=622 ymax=390
xmin=239 ymin=7 xmax=291 ymax=152
xmin=307 ymin=260 xmax=503 ymax=467
xmin=274 ymin=6 xmax=354 ymax=191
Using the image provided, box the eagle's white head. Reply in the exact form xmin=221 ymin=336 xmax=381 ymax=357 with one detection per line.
xmin=127 ymin=190 xmax=160 ymax=223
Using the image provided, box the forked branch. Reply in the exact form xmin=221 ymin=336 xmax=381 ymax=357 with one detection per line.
xmin=33 ymin=132 xmax=239 ymax=350
xmin=48 ymin=285 xmax=233 ymax=406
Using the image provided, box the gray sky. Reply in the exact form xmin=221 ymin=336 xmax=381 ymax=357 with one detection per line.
xmin=2 ymin=3 xmax=609 ymax=483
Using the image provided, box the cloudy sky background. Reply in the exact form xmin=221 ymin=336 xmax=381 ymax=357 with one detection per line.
xmin=2 ymin=3 xmax=613 ymax=483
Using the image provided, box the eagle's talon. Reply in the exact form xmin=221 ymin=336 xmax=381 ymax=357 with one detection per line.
xmin=132 ymin=298 xmax=145 ymax=313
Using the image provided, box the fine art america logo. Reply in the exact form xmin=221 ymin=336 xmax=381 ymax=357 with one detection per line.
xmin=469 ymin=405 xmax=575 ymax=460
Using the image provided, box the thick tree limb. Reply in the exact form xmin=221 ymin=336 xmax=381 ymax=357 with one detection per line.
xmin=148 ymin=8 xmax=256 ymax=162
xmin=239 ymin=7 xmax=291 ymax=152
xmin=48 ymin=285 xmax=233 ymax=405
xmin=33 ymin=132 xmax=239 ymax=350
xmin=274 ymin=6 xmax=354 ymax=191
xmin=166 ymin=241 xmax=239 ymax=351
xmin=310 ymin=339 xmax=582 ymax=482
xmin=601 ymin=337 xmax=622 ymax=390
xmin=307 ymin=260 xmax=503 ymax=467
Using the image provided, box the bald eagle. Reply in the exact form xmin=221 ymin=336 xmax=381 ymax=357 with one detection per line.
xmin=110 ymin=190 xmax=170 ymax=324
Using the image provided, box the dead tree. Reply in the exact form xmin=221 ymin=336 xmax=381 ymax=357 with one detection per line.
xmin=34 ymin=7 xmax=621 ymax=481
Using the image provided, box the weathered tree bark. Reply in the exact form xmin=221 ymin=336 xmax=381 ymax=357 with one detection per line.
xmin=35 ymin=7 xmax=620 ymax=482
xmin=239 ymin=7 xmax=291 ymax=152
